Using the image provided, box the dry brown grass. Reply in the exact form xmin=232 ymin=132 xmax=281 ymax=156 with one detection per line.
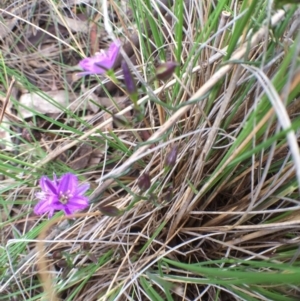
xmin=1 ymin=0 xmax=300 ymax=300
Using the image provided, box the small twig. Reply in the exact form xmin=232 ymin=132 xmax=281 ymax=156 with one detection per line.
xmin=0 ymin=77 xmax=15 ymax=124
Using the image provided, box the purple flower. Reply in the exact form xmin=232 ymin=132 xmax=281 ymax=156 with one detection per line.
xmin=78 ymin=40 xmax=121 ymax=76
xmin=137 ymin=173 xmax=151 ymax=191
xmin=121 ymin=60 xmax=136 ymax=95
xmin=165 ymin=145 xmax=178 ymax=168
xmin=34 ymin=173 xmax=90 ymax=217
xmin=155 ymin=62 xmax=179 ymax=81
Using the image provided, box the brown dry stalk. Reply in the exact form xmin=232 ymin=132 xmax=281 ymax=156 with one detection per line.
xmin=184 ymin=219 xmax=300 ymax=232
xmin=36 ymin=212 xmax=100 ymax=300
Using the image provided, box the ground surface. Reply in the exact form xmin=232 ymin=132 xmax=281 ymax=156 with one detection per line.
xmin=1 ymin=1 xmax=300 ymax=300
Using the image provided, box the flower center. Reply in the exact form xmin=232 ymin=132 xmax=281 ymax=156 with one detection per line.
xmin=59 ymin=190 xmax=73 ymax=204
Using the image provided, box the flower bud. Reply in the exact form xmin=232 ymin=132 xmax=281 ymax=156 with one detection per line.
xmin=137 ymin=173 xmax=151 ymax=191
xmin=155 ymin=62 xmax=179 ymax=81
xmin=99 ymin=205 xmax=121 ymax=216
xmin=52 ymin=250 xmax=63 ymax=260
xmin=121 ymin=60 xmax=136 ymax=95
xmin=165 ymin=145 xmax=178 ymax=168
xmin=56 ymin=259 xmax=68 ymax=268
xmin=82 ymin=242 xmax=91 ymax=251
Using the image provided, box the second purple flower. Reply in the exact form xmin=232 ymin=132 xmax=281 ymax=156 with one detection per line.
xmin=78 ymin=40 xmax=121 ymax=76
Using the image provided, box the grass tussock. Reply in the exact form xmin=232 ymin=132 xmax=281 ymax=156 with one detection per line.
xmin=1 ymin=0 xmax=300 ymax=300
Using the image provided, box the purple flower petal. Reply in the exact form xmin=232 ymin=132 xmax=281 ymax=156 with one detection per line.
xmin=34 ymin=197 xmax=58 ymax=217
xmin=63 ymin=203 xmax=88 ymax=214
xmin=79 ymin=57 xmax=106 ymax=75
xmin=76 ymin=183 xmax=90 ymax=195
xmin=78 ymin=40 xmax=121 ymax=76
xmin=67 ymin=196 xmax=89 ymax=208
xmin=39 ymin=176 xmax=57 ymax=195
xmin=63 ymin=207 xmax=72 ymax=215
xmin=34 ymin=199 xmax=50 ymax=215
xmin=104 ymin=41 xmax=121 ymax=66
xmin=58 ymin=173 xmax=78 ymax=195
